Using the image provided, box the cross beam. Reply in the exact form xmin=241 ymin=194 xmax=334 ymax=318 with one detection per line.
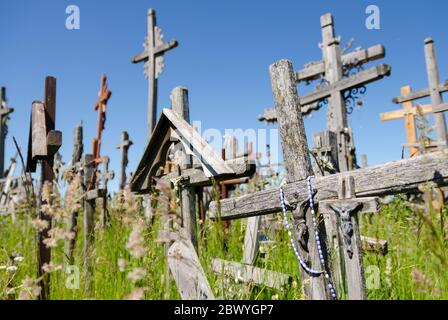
xmin=132 ymin=8 xmax=179 ymax=140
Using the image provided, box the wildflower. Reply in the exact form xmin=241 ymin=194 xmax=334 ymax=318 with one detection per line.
xmin=17 ymin=277 xmax=41 ymax=301
xmin=411 ymin=268 xmax=432 ymax=294
xmin=127 ymin=288 xmax=145 ymax=300
xmin=31 ymin=219 xmax=49 ymax=232
xmin=126 ymin=223 xmax=146 ymax=258
xmin=13 ymin=256 xmax=24 ymax=263
xmin=117 ymin=258 xmax=126 ymax=272
xmin=272 ymin=294 xmax=279 ymax=300
xmin=6 ymin=288 xmax=15 ymax=295
xmin=0 ymin=265 xmax=6 ymax=270
xmin=127 ymin=267 xmax=146 ymax=283
xmin=6 ymin=266 xmax=18 ymax=272
xmin=42 ymin=262 xmax=63 ymax=273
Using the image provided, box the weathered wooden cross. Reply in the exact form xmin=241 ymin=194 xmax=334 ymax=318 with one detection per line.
xmin=97 ymin=156 xmax=114 ymax=228
xmin=130 ymin=86 xmax=255 ymax=299
xmin=132 ymin=8 xmax=178 ymax=139
xmin=259 ymin=13 xmax=391 ymax=172
xmin=0 ymin=152 xmax=18 ymax=218
xmin=92 ymin=74 xmax=112 ymax=164
xmin=388 ymin=38 xmax=448 ymax=153
xmin=26 ymin=76 xmax=62 ymax=300
xmin=116 ymin=131 xmax=133 ymax=190
xmin=0 ymin=87 xmax=14 ymax=178
xmin=209 ymin=60 xmax=448 ymax=300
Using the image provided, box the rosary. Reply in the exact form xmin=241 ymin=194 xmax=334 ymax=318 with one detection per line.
xmin=279 ymin=176 xmax=337 ymax=300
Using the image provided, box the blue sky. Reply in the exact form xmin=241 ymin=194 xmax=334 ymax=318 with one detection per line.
xmin=1 ymin=0 xmax=447 ymax=191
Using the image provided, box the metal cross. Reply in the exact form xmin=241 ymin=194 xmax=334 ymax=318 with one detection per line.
xmin=132 ymin=8 xmax=178 ymax=140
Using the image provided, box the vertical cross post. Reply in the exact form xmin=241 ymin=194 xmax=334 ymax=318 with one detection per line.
xmin=320 ymin=14 xmax=350 ymax=173
xmin=0 ymin=87 xmax=14 ymax=179
xmin=83 ymin=153 xmax=95 ymax=294
xmin=66 ymin=124 xmax=83 ymax=264
xmin=424 ymin=38 xmax=448 ymax=150
xmin=171 ymin=87 xmax=198 ymax=251
xmin=116 ymin=131 xmax=133 ymax=190
xmin=270 ymin=60 xmax=329 ymax=299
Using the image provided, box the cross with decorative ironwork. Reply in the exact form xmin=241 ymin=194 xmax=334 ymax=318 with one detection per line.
xmin=132 ymin=8 xmax=178 ymax=140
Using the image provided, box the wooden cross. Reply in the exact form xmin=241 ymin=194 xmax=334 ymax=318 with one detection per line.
xmin=26 ymin=76 xmax=62 ymax=300
xmin=97 ymin=156 xmax=114 ymax=228
xmin=130 ymin=86 xmax=255 ymax=299
xmin=92 ymin=74 xmax=112 ymax=164
xmin=381 ymin=86 xmax=437 ymax=157
xmin=209 ymin=60 xmax=448 ymax=300
xmin=116 ymin=131 xmax=133 ymax=190
xmin=0 ymin=152 xmax=18 ymax=215
xmin=259 ymin=13 xmax=390 ymax=172
xmin=0 ymin=87 xmax=14 ymax=178
xmin=390 ymin=38 xmax=448 ymax=151
xmin=132 ymin=8 xmax=178 ymax=140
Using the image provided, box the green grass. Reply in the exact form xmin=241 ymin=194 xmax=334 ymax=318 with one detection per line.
xmin=0 ymin=191 xmax=447 ymax=300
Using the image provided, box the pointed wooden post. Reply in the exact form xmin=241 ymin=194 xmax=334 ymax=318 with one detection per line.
xmin=424 ymin=38 xmax=448 ymax=150
xmin=0 ymin=87 xmax=14 ymax=178
xmin=116 ymin=131 xmax=133 ymax=190
xmin=270 ymin=60 xmax=329 ymax=300
xmin=83 ymin=153 xmax=95 ymax=294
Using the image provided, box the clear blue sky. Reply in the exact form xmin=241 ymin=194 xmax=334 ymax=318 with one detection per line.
xmin=1 ymin=0 xmax=447 ymax=191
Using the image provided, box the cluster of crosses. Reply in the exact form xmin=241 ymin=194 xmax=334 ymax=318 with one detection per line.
xmin=129 ymin=11 xmax=448 ymax=300
xmin=1 ymin=8 xmax=447 ymax=301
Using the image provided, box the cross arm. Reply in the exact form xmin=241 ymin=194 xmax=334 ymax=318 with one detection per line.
xmin=392 ymin=81 xmax=448 ymax=104
xmin=0 ymin=107 xmax=14 ymax=117
xmin=300 ymin=64 xmax=391 ymax=106
xmin=379 ymin=104 xmax=433 ymax=121
xmin=295 ymin=44 xmax=385 ymax=83
xmin=132 ymin=40 xmax=179 ymax=64
xmin=209 ymin=150 xmax=448 ymax=220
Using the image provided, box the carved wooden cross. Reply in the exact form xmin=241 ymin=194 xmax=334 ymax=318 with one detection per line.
xmin=258 ymin=13 xmax=390 ymax=172
xmin=132 ymin=8 xmax=178 ymax=139
xmin=116 ymin=131 xmax=133 ymax=190
xmin=391 ymin=38 xmax=448 ymax=151
xmin=209 ymin=60 xmax=448 ymax=300
xmin=0 ymin=87 xmax=14 ymax=178
xmin=26 ymin=76 xmax=62 ymax=300
xmin=92 ymin=74 xmax=112 ymax=164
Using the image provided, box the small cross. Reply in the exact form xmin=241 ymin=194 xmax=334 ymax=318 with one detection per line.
xmin=116 ymin=131 xmax=133 ymax=190
xmin=97 ymin=156 xmax=115 ymax=189
xmin=92 ymin=74 xmax=112 ymax=163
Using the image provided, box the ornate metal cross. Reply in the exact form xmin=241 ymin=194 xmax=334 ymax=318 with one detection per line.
xmin=92 ymin=74 xmax=112 ymax=165
xmin=132 ymin=8 xmax=178 ymax=140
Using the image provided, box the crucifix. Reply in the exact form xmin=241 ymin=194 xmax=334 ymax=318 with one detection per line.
xmin=92 ymin=74 xmax=112 ymax=165
xmin=258 ymin=13 xmax=390 ymax=173
xmin=0 ymin=87 xmax=14 ymax=179
xmin=116 ymin=131 xmax=133 ymax=190
xmin=97 ymin=156 xmax=114 ymax=228
xmin=391 ymin=38 xmax=448 ymax=151
xmin=209 ymin=59 xmax=448 ymax=300
xmin=26 ymin=76 xmax=62 ymax=300
xmin=132 ymin=8 xmax=178 ymax=139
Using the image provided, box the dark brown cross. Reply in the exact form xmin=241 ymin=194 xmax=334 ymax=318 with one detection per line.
xmin=26 ymin=76 xmax=62 ymax=300
xmin=92 ymin=74 xmax=112 ymax=164
xmin=116 ymin=131 xmax=133 ymax=190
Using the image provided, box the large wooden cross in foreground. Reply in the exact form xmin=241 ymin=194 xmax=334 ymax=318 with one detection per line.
xmin=132 ymin=8 xmax=178 ymax=139
xmin=258 ymin=13 xmax=390 ymax=172
xmin=209 ymin=60 xmax=448 ymax=300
